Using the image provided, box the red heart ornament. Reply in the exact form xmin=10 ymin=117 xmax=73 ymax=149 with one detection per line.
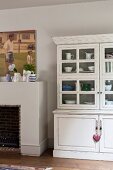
xmin=93 ymin=134 xmax=101 ymax=142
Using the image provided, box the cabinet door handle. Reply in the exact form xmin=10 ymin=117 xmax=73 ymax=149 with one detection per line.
xmin=100 ymin=120 xmax=102 ymax=130
xmin=95 ymin=120 xmax=98 ymax=131
xmin=100 ymin=120 xmax=102 ymax=135
xmin=93 ymin=120 xmax=101 ymax=142
xmin=97 ymin=92 xmax=102 ymax=94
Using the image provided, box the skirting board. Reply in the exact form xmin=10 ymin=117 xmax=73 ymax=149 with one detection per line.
xmin=53 ymin=150 xmax=113 ymax=161
xmin=21 ymin=139 xmax=48 ymax=156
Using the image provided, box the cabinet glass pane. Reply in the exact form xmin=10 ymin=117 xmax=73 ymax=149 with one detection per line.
xmin=62 ymin=49 xmax=76 ymax=60
xmin=62 ymin=63 xmax=76 ymax=73
xmin=79 ymin=49 xmax=94 ymax=60
xmin=62 ymin=94 xmax=77 ymax=104
xmin=105 ymin=62 xmax=113 ymax=73
xmin=105 ymin=94 xmax=113 ymax=105
xmin=79 ymin=94 xmax=95 ymax=105
xmin=105 ymin=48 xmax=113 ymax=59
xmin=79 ymin=62 xmax=95 ymax=73
xmin=105 ymin=80 xmax=113 ymax=91
xmin=62 ymin=80 xmax=77 ymax=91
xmin=79 ymin=80 xmax=95 ymax=91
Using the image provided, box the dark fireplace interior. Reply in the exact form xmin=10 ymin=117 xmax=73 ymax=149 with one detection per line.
xmin=0 ymin=106 xmax=20 ymax=148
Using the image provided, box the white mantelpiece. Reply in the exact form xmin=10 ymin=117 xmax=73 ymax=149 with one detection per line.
xmin=0 ymin=81 xmax=47 ymax=156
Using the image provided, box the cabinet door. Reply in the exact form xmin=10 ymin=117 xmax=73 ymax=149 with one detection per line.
xmin=58 ymin=44 xmax=99 ymax=77
xmin=54 ymin=114 xmax=99 ymax=152
xmin=58 ymin=78 xmax=99 ymax=109
xmin=78 ymin=44 xmax=99 ymax=77
xmin=100 ymin=43 xmax=113 ymax=109
xmin=58 ymin=78 xmax=77 ymax=109
xmin=57 ymin=45 xmax=77 ymax=76
xmin=100 ymin=78 xmax=113 ymax=109
xmin=57 ymin=44 xmax=99 ymax=109
xmin=100 ymin=115 xmax=113 ymax=153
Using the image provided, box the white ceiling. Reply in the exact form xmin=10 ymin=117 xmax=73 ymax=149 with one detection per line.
xmin=0 ymin=0 xmax=108 ymax=10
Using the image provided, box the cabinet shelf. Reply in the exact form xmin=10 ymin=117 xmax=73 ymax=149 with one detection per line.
xmin=105 ymin=91 xmax=113 ymax=93
xmin=61 ymin=60 xmax=77 ymax=63
xmin=105 ymin=59 xmax=113 ymax=61
xmin=79 ymin=91 xmax=95 ymax=94
xmin=79 ymin=71 xmax=94 ymax=73
xmin=78 ymin=59 xmax=95 ymax=62
xmin=61 ymin=91 xmax=77 ymax=94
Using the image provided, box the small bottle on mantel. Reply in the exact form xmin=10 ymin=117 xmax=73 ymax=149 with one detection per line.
xmin=6 ymin=74 xmax=12 ymax=82
xmin=22 ymin=70 xmax=27 ymax=82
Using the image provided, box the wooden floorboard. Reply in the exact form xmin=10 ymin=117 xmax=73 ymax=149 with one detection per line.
xmin=0 ymin=149 xmax=113 ymax=170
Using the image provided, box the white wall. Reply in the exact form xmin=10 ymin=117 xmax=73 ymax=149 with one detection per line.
xmin=0 ymin=0 xmax=113 ymax=146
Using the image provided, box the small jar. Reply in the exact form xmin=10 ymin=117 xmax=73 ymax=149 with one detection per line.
xmin=6 ymin=74 xmax=12 ymax=82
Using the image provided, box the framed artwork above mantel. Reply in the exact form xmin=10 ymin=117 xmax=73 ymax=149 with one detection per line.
xmin=0 ymin=30 xmax=36 ymax=81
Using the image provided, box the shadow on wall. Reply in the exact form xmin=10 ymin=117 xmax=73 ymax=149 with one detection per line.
xmin=39 ymin=64 xmax=57 ymax=109
xmin=39 ymin=63 xmax=57 ymax=140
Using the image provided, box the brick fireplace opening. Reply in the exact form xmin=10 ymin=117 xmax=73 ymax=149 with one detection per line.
xmin=0 ymin=105 xmax=20 ymax=151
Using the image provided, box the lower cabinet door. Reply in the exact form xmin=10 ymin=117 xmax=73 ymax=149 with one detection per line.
xmin=54 ymin=114 xmax=99 ymax=152
xmin=100 ymin=115 xmax=113 ymax=153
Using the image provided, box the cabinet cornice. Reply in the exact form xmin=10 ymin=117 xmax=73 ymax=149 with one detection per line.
xmin=53 ymin=34 xmax=113 ymax=45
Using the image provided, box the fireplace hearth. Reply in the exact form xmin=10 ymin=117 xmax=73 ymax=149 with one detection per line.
xmin=0 ymin=105 xmax=20 ymax=149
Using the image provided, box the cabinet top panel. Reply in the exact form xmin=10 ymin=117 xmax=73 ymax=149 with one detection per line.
xmin=53 ymin=109 xmax=113 ymax=115
xmin=53 ymin=34 xmax=113 ymax=45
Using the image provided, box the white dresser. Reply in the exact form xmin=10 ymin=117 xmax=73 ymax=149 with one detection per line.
xmin=53 ymin=34 xmax=113 ymax=161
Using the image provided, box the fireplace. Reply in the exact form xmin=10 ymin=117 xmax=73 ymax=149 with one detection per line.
xmin=0 ymin=105 xmax=20 ymax=150
xmin=0 ymin=82 xmax=47 ymax=155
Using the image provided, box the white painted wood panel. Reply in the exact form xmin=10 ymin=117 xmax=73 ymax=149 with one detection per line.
xmin=0 ymin=82 xmax=47 ymax=156
xmin=100 ymin=115 xmax=113 ymax=153
xmin=54 ymin=114 xmax=99 ymax=152
xmin=53 ymin=34 xmax=113 ymax=45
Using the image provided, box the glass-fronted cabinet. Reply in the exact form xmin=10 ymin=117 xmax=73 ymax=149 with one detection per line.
xmin=58 ymin=78 xmax=99 ymax=109
xmin=58 ymin=42 xmax=113 ymax=109
xmin=57 ymin=44 xmax=99 ymax=109
xmin=59 ymin=44 xmax=99 ymax=76
xmin=60 ymin=46 xmax=77 ymax=75
xmin=100 ymin=43 xmax=113 ymax=109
